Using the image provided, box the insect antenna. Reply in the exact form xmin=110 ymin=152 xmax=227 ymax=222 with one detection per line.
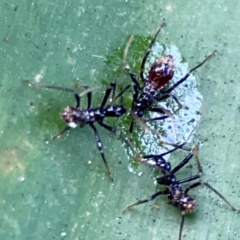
xmin=24 ymin=79 xmax=102 ymax=139
xmin=188 ymin=143 xmax=240 ymax=213
xmin=140 ymin=19 xmax=166 ymax=82
xmin=123 ymin=34 xmax=134 ymax=70
xmin=52 ymin=126 xmax=70 ymax=140
xmin=23 ymin=79 xmax=102 ymax=98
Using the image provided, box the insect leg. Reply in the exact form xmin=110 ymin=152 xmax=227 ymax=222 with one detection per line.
xmin=156 ymin=93 xmax=188 ymax=110
xmin=89 ymin=123 xmax=113 ymax=181
xmin=178 ymin=214 xmax=185 ymax=240
xmin=164 ymin=50 xmax=217 ymax=94
xmin=123 ymin=189 xmax=169 ymax=213
xmin=98 ymin=121 xmax=136 ymax=155
xmin=184 ymin=145 xmax=240 ymax=213
xmin=140 ymin=20 xmax=166 ymax=82
xmin=100 ymin=82 xmax=116 ymax=109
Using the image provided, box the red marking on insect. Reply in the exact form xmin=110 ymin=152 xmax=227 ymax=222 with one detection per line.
xmin=148 ymin=55 xmax=174 ymax=89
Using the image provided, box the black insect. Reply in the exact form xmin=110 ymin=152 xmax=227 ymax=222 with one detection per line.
xmin=125 ymin=21 xmax=216 ymax=136
xmin=25 ymin=80 xmax=132 ymax=181
xmin=123 ymin=143 xmax=240 ymax=240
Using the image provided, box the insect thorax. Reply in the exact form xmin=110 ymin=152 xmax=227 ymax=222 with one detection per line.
xmin=135 ymin=82 xmax=160 ymax=116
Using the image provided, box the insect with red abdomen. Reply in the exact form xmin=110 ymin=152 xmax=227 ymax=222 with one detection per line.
xmin=125 ymin=20 xmax=216 ymax=136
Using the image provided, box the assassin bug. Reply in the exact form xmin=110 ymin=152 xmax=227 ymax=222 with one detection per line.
xmin=24 ymin=80 xmax=132 ymax=181
xmin=123 ymin=143 xmax=240 ymax=240
xmin=125 ymin=20 xmax=216 ymax=136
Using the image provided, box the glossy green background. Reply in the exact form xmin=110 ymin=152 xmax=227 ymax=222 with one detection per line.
xmin=1 ymin=1 xmax=240 ymax=240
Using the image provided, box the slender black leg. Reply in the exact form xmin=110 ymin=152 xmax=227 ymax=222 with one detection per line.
xmin=143 ymin=115 xmax=169 ymax=122
xmin=142 ymin=104 xmax=172 ymax=122
xmin=126 ymin=67 xmax=141 ymax=96
xmin=129 ymin=109 xmax=169 ymax=140
xmin=110 ymin=82 xmax=116 ymax=100
xmin=129 ymin=120 xmax=135 ymax=138
xmin=89 ymin=123 xmax=113 ymax=181
xmin=98 ymin=121 xmax=136 ymax=155
xmin=183 ymin=181 xmax=240 ymax=213
xmin=129 ymin=97 xmax=138 ymax=139
xmin=177 ymin=175 xmax=202 ymax=185
xmin=156 ymin=152 xmax=198 ymax=185
xmin=141 ymin=143 xmax=192 ymax=176
xmin=122 ymin=189 xmax=169 ymax=213
xmin=77 ymin=85 xmax=103 ymax=108
xmin=75 ymin=94 xmax=80 ymax=108
xmin=164 ymin=50 xmax=217 ymax=94
xmin=86 ymin=91 xmax=92 ymax=109
xmin=159 ymin=141 xmax=191 ymax=152
xmin=147 ymin=104 xmax=185 ymax=122
xmin=164 ymin=144 xmax=200 ymax=176
xmin=112 ymin=84 xmax=131 ymax=101
xmin=183 ymin=145 xmax=240 ymax=213
xmin=162 ymin=142 xmax=190 ymax=154
xmin=183 ymin=182 xmax=202 ymax=194
xmin=156 ymin=93 xmax=189 ymax=110
xmin=169 ymin=144 xmax=202 ymax=184
xmin=125 ymin=68 xmax=142 ymax=92
xmin=172 ymin=144 xmax=203 ymax=185
xmin=178 ymin=214 xmax=185 ymax=240
xmin=140 ymin=21 xmax=166 ymax=82
xmin=129 ymin=105 xmax=171 ymax=136
xmin=75 ymin=85 xmax=91 ymax=108
xmin=202 ymin=182 xmax=240 ymax=212
xmin=125 ymin=69 xmax=142 ymax=137
xmin=157 ymin=150 xmax=200 ymax=184
xmin=170 ymin=152 xmax=194 ymax=175
xmin=143 ymin=142 xmax=188 ymax=160
xmin=148 ymin=106 xmax=171 ymax=115
xmin=100 ymin=82 xmax=115 ymax=109
xmin=77 ymin=85 xmax=92 ymax=109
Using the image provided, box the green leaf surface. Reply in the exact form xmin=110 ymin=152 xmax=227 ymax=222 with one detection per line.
xmin=1 ymin=1 xmax=240 ymax=240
